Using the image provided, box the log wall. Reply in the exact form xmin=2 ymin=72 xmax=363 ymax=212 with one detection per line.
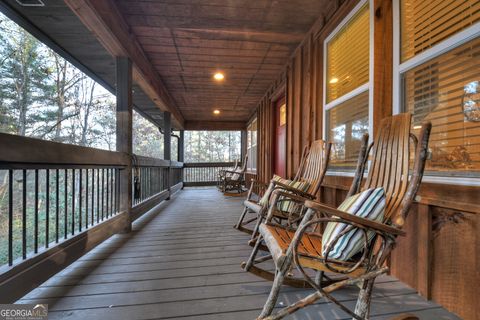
xmin=253 ymin=0 xmax=479 ymax=318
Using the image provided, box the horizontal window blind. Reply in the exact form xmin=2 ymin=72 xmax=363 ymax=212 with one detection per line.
xmin=401 ymin=0 xmax=480 ymax=62
xmin=327 ymin=91 xmax=369 ymax=169
xmin=403 ymin=37 xmax=480 ymax=176
xmin=326 ymin=4 xmax=370 ymax=103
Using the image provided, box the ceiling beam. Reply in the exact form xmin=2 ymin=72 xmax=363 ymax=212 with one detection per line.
xmin=184 ymin=121 xmax=246 ymax=131
xmin=64 ymin=0 xmax=185 ymax=129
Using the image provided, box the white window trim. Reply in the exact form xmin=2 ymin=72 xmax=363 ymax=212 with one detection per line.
xmin=323 ymin=0 xmax=373 ymax=169
xmin=392 ymin=0 xmax=480 ymax=186
xmin=246 ymin=118 xmax=257 ymax=173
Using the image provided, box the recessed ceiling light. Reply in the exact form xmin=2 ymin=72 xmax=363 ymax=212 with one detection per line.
xmin=213 ymin=109 xmax=221 ymax=115
xmin=213 ymin=72 xmax=225 ymax=81
xmin=329 ymin=77 xmax=338 ymax=84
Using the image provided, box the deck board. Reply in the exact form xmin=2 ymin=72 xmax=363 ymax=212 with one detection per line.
xmin=18 ymin=188 xmax=461 ymax=320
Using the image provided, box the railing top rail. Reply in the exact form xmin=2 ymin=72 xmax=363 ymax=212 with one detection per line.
xmin=0 ymin=132 xmax=128 ymax=167
xmin=133 ymin=155 xmax=171 ymax=168
xmin=170 ymin=160 xmax=184 ymax=168
xmin=184 ymin=162 xmax=237 ymax=167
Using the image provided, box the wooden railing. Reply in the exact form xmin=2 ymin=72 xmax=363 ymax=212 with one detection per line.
xmin=0 ymin=133 xmax=184 ymax=302
xmin=183 ymin=162 xmax=237 ymax=186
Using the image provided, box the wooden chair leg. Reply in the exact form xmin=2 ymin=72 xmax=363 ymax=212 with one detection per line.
xmin=243 ymin=235 xmax=263 ymax=271
xmin=235 ymin=206 xmax=249 ymax=229
xmin=249 ymin=214 xmax=264 ymax=243
xmin=353 ymin=278 xmax=375 ymax=319
xmin=258 ymin=265 xmax=290 ymax=319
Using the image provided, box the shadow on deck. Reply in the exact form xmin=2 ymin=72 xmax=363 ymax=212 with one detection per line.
xmin=18 ymin=188 xmax=460 ymax=320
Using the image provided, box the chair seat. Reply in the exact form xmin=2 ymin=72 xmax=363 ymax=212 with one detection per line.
xmin=259 ymin=223 xmax=367 ymax=276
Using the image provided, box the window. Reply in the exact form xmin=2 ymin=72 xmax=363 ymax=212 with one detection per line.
xmin=395 ymin=0 xmax=480 ymax=179
xmin=324 ymin=1 xmax=371 ymax=170
xmin=0 ymin=11 xmax=116 ymax=150
xmin=327 ymin=92 xmax=369 ymax=168
xmin=400 ymin=0 xmax=480 ymax=62
xmin=184 ymin=131 xmax=241 ymax=163
xmin=247 ymin=118 xmax=257 ymax=172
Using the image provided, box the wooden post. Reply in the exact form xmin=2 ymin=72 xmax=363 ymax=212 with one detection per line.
xmin=178 ymin=130 xmax=185 ymax=189
xmin=163 ymin=112 xmax=171 ymax=161
xmin=116 ymin=56 xmax=132 ymax=233
xmin=178 ymin=130 xmax=184 ymax=162
xmin=164 ymin=111 xmax=172 ymax=199
xmin=241 ymin=129 xmax=247 ymax=164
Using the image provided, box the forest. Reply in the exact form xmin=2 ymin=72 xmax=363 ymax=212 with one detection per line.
xmin=0 ymin=12 xmax=242 ymax=266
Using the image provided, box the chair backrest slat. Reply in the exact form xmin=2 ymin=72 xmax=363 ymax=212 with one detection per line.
xmin=363 ymin=113 xmax=414 ymax=221
xmin=295 ymin=140 xmax=331 ymax=196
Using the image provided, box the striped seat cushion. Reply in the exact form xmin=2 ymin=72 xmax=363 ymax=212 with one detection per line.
xmin=322 ymin=187 xmax=385 ymax=261
xmin=276 ymin=180 xmax=310 ymax=214
xmin=258 ymin=175 xmax=310 ymax=215
xmin=258 ymin=175 xmax=290 ymax=207
xmin=230 ymin=168 xmax=243 ymax=181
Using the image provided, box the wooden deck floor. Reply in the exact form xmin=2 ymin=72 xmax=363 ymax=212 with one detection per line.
xmin=19 ymin=188 xmax=460 ymax=320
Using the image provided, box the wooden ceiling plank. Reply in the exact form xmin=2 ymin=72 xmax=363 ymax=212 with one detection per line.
xmin=64 ymin=0 xmax=185 ymax=128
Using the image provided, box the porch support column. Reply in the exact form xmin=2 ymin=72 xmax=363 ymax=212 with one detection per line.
xmin=241 ymin=129 xmax=247 ymax=164
xmin=163 ymin=111 xmax=171 ymax=161
xmin=178 ymin=130 xmax=184 ymax=162
xmin=164 ymin=111 xmax=172 ymax=199
xmin=116 ymin=56 xmax=133 ymax=233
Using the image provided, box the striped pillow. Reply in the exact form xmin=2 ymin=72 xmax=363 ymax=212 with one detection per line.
xmin=322 ymin=188 xmax=385 ymax=261
xmin=230 ymin=168 xmax=243 ymax=181
xmin=276 ymin=180 xmax=310 ymax=214
xmin=258 ymin=175 xmax=290 ymax=207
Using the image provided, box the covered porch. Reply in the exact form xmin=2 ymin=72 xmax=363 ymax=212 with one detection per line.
xmin=18 ymin=188 xmax=458 ymax=320
xmin=0 ymin=0 xmax=478 ymax=319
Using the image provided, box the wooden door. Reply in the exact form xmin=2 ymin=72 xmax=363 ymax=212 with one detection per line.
xmin=274 ymin=97 xmax=287 ymax=177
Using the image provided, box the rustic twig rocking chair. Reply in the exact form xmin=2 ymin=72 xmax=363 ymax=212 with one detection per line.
xmin=242 ymin=113 xmax=432 ymax=319
xmin=220 ymin=155 xmax=248 ymax=195
xmin=234 ymin=140 xmax=331 ymax=239
xmin=217 ymin=159 xmax=239 ymax=190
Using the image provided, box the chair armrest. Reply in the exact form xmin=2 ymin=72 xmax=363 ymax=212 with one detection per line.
xmin=304 ymin=200 xmax=405 ymax=237
xmin=265 ymin=189 xmax=310 ymax=222
xmin=250 ymin=179 xmax=269 ymax=189
xmin=271 ymin=180 xmax=315 ymax=200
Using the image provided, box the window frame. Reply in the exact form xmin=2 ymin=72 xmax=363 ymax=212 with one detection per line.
xmin=322 ymin=0 xmax=374 ymax=176
xmin=392 ymin=0 xmax=480 ymax=186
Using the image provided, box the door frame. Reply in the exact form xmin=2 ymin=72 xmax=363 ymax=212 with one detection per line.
xmin=271 ymin=85 xmax=287 ymax=178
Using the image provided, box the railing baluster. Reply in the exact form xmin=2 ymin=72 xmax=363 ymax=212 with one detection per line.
xmin=71 ymin=169 xmax=75 ymax=236
xmin=91 ymin=169 xmax=95 ymax=226
xmin=56 ymin=169 xmax=59 ymax=243
xmin=64 ymin=169 xmax=68 ymax=240
xmin=8 ymin=169 xmax=13 ymax=266
xmin=46 ymin=169 xmax=50 ymax=248
xmin=106 ymin=168 xmax=110 ymax=218
xmin=85 ymin=169 xmax=89 ymax=228
xmin=79 ymin=169 xmax=82 ymax=232
xmin=34 ymin=169 xmax=38 ymax=254
xmin=101 ymin=168 xmax=105 ymax=220
xmin=97 ymin=168 xmax=100 ymax=223
xmin=22 ymin=170 xmax=26 ymax=260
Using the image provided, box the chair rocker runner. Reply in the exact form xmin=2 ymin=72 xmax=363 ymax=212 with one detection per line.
xmin=234 ymin=140 xmax=331 ymax=237
xmin=242 ymin=113 xmax=432 ymax=320
xmin=220 ymin=155 xmax=248 ymax=195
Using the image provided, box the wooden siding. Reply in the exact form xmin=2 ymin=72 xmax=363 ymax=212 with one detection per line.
xmin=253 ymin=0 xmax=479 ymax=319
